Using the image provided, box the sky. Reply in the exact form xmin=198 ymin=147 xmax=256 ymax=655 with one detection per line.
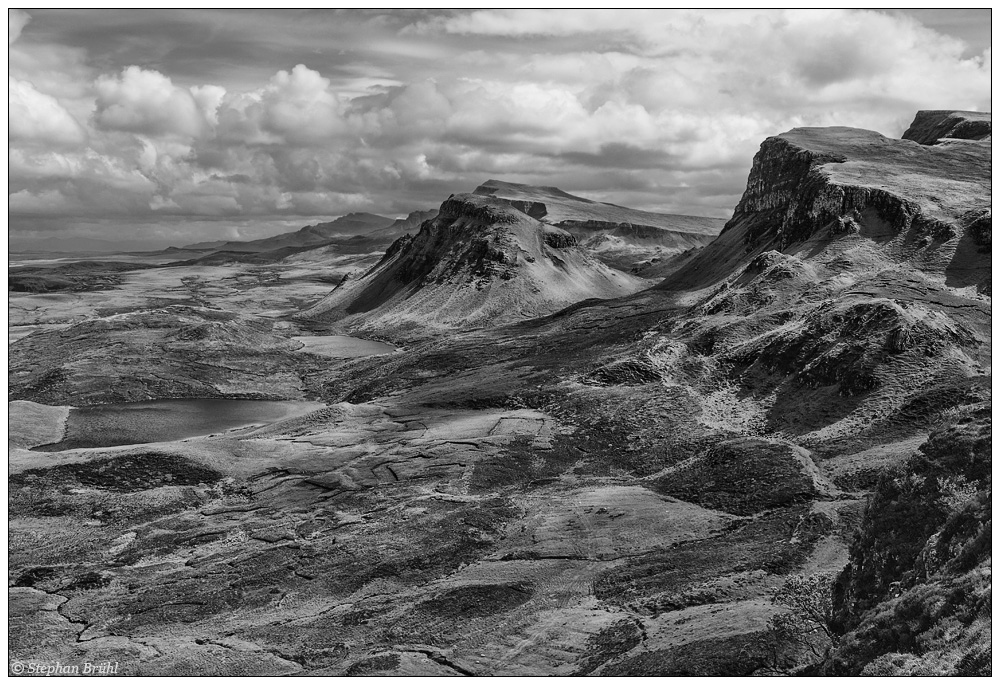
xmin=8 ymin=8 xmax=992 ymax=249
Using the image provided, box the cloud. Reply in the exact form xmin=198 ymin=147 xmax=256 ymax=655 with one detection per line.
xmin=214 ymin=64 xmax=349 ymax=145
xmin=7 ymin=9 xmax=992 ymax=246
xmin=94 ymin=66 xmax=213 ymax=138
xmin=9 ymin=9 xmax=30 ymax=44
xmin=9 ymin=77 xmax=87 ymax=146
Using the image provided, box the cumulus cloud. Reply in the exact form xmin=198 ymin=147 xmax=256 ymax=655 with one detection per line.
xmin=9 ymin=77 xmax=87 ymax=146
xmin=94 ymin=66 xmax=213 ymax=138
xmin=214 ymin=65 xmax=348 ymax=146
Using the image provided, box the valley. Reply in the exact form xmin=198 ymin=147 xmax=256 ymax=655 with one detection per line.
xmin=8 ymin=111 xmax=991 ymax=676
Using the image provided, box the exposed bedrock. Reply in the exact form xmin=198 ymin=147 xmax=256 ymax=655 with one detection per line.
xmin=901 ymin=110 xmax=992 ymax=146
xmin=727 ymin=134 xmax=964 ymax=251
xmin=663 ymin=122 xmax=990 ymax=290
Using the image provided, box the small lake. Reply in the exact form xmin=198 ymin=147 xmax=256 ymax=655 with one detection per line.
xmin=32 ymin=399 xmax=324 ymax=452
xmin=293 ymin=335 xmax=398 ymax=358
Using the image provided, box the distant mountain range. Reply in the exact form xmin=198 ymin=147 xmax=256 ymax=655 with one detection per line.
xmin=179 ymin=210 xmax=438 ymax=253
xmin=10 ymin=236 xmax=170 ymax=254
xmin=162 ymin=182 xmax=725 ymax=277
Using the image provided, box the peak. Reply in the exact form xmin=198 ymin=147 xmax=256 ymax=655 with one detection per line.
xmin=473 ymin=179 xmax=593 ymax=203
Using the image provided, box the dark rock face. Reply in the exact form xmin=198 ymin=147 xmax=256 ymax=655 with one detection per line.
xmin=901 ymin=110 xmax=992 ymax=146
xmin=492 ymin=197 xmax=548 ymax=219
xmin=437 ymin=194 xmax=525 ymax=226
xmin=721 ymin=129 xmax=980 ymax=251
xmin=663 ymin=123 xmax=990 ymax=291
xmin=346 ymin=195 xmax=525 ymax=308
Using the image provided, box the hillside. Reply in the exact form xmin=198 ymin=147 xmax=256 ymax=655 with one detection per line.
xmin=663 ymin=123 xmax=990 ymax=291
xmin=292 ymin=112 xmax=989 ymax=672
xmin=8 ymin=111 xmax=991 ymax=677
xmin=473 ymin=179 xmax=724 ymax=275
xmin=299 ymin=194 xmax=645 ymax=336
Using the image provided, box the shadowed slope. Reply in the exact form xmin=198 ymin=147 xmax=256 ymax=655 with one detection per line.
xmin=901 ymin=110 xmax=991 ymax=145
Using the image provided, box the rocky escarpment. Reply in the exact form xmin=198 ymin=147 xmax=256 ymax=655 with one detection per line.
xmin=902 ymin=110 xmax=992 ymax=146
xmin=647 ymin=114 xmax=991 ymax=445
xmin=371 ymin=195 xmax=526 ymax=287
xmin=726 ymin=128 xmax=987 ymax=251
xmin=663 ymin=118 xmax=991 ymax=290
xmin=299 ymin=194 xmax=644 ymax=336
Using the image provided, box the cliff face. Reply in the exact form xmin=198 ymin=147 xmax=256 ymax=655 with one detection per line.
xmin=663 ymin=122 xmax=990 ymax=291
xmin=721 ymin=132 xmax=955 ymax=251
xmin=644 ymin=116 xmax=991 ymax=446
xmin=901 ymin=110 xmax=992 ymax=146
xmin=299 ymin=194 xmax=644 ymax=337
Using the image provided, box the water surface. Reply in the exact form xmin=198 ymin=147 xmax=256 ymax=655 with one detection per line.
xmin=33 ymin=399 xmax=323 ymax=451
xmin=293 ymin=335 xmax=398 ymax=358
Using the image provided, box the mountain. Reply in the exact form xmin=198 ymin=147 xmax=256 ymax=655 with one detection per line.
xmin=473 ymin=179 xmax=724 ymax=275
xmin=299 ymin=193 xmax=646 ymax=335
xmin=7 ymin=111 xmax=991 ymax=677
xmin=822 ymin=404 xmax=990 ymax=675
xmin=650 ymin=113 xmax=991 ymax=438
xmin=167 ymin=210 xmax=440 ymax=267
xmin=663 ymin=121 xmax=990 ymax=291
xmin=375 ymin=209 xmax=440 ymax=236
xmin=178 ymin=212 xmax=397 ymax=254
xmin=302 ymin=111 xmax=989 ymax=673
xmin=8 ymin=305 xmax=311 ymax=405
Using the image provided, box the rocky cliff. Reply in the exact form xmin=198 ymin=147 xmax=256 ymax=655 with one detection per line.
xmin=901 ymin=110 xmax=992 ymax=146
xmin=663 ymin=118 xmax=990 ymax=291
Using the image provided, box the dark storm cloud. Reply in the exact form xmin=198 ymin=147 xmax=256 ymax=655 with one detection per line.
xmin=8 ymin=8 xmax=991 ymax=247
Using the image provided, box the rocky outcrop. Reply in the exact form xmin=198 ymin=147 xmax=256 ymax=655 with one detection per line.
xmin=901 ymin=110 xmax=991 ymax=146
xmin=725 ymin=129 xmax=983 ymax=250
xmin=823 ymin=407 xmax=991 ymax=675
xmin=299 ymin=193 xmax=644 ymax=335
xmin=663 ymin=123 xmax=991 ymax=290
